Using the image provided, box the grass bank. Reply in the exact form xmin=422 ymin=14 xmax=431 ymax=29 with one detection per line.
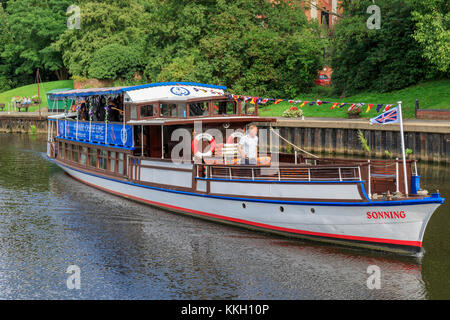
xmin=0 ymin=80 xmax=74 ymax=111
xmin=258 ymin=80 xmax=450 ymax=119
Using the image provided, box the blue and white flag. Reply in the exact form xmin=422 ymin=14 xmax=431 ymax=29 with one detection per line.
xmin=370 ymin=107 xmax=399 ymax=125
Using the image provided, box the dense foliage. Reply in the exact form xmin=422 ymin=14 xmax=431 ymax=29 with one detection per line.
xmin=330 ymin=0 xmax=448 ymax=96
xmin=54 ymin=0 xmax=325 ymax=97
xmin=409 ymin=0 xmax=449 ymax=73
xmin=0 ymin=0 xmax=448 ymax=96
xmin=0 ymin=0 xmax=72 ymax=91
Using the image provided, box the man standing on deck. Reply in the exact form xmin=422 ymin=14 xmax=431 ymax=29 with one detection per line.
xmin=238 ymin=125 xmax=258 ymax=165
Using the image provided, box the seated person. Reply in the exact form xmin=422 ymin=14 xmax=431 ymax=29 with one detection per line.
xmin=107 ymin=98 xmax=122 ymax=122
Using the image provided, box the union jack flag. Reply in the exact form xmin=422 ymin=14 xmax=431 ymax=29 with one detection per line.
xmin=370 ymin=107 xmax=400 ymax=125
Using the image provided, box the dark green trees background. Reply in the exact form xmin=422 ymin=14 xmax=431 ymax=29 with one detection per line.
xmin=0 ymin=0 xmax=448 ymax=97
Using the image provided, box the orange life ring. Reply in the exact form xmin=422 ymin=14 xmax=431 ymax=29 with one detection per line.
xmin=226 ymin=131 xmax=244 ymax=144
xmin=192 ymin=133 xmax=216 ymax=158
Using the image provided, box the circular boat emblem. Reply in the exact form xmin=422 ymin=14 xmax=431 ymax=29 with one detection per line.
xmin=121 ymin=127 xmax=127 ymax=145
xmin=170 ymin=86 xmax=190 ymax=96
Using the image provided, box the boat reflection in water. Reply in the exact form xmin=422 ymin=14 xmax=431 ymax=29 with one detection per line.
xmin=47 ymin=170 xmax=427 ymax=299
xmin=1 ymin=133 xmax=448 ymax=299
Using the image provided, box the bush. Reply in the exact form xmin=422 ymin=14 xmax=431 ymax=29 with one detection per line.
xmin=88 ymin=44 xmax=141 ymax=80
xmin=282 ymin=106 xmax=304 ymax=118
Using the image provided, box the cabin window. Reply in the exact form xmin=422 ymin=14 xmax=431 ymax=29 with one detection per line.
xmin=213 ymin=101 xmax=237 ymax=115
xmin=189 ymin=102 xmax=209 ymax=117
xmin=80 ymin=147 xmax=87 ymax=165
xmin=118 ymin=153 xmax=124 ymax=175
xmin=72 ymin=145 xmax=79 ymax=163
xmin=66 ymin=143 xmax=72 ymax=161
xmin=99 ymin=150 xmax=108 ymax=170
xmin=140 ymin=104 xmax=155 ymax=118
xmin=160 ymin=103 xmax=186 ymax=118
xmin=242 ymin=103 xmax=256 ymax=115
xmin=110 ymin=151 xmax=116 ymax=173
xmin=89 ymin=148 xmax=97 ymax=168
xmin=59 ymin=142 xmax=64 ymax=159
xmin=130 ymin=105 xmax=138 ymax=120
xmin=177 ymin=103 xmax=187 ymax=118
xmin=160 ymin=103 xmax=176 ymax=117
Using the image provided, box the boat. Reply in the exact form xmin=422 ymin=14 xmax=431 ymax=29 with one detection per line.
xmin=46 ymin=82 xmax=445 ymax=254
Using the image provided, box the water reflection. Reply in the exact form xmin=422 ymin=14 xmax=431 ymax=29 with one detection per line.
xmin=0 ymin=133 xmax=448 ymax=299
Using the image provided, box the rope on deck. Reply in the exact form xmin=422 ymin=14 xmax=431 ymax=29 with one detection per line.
xmin=269 ymin=126 xmax=319 ymax=159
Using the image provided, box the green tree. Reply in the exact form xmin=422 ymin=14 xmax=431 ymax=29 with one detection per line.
xmin=54 ymin=0 xmax=150 ymax=79
xmin=1 ymin=0 xmax=72 ymax=83
xmin=88 ymin=43 xmax=142 ymax=80
xmin=331 ymin=0 xmax=434 ymax=96
xmin=409 ymin=0 xmax=449 ymax=73
xmin=142 ymin=0 xmax=325 ymax=97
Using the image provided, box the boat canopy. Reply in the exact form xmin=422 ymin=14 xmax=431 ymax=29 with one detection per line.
xmin=48 ymin=82 xmax=227 ymax=102
xmin=123 ymin=83 xmax=226 ymax=104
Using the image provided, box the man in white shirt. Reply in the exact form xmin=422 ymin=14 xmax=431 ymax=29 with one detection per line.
xmin=238 ymin=125 xmax=258 ymax=165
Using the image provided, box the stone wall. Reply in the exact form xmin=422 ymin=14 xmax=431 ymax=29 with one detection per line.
xmin=0 ymin=114 xmax=448 ymax=163
xmin=0 ymin=113 xmax=48 ymax=133
xmin=416 ymin=109 xmax=450 ymax=120
xmin=259 ymin=118 xmax=450 ymax=163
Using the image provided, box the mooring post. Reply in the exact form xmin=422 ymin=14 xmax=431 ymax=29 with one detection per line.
xmin=415 ymin=99 xmax=419 ymax=119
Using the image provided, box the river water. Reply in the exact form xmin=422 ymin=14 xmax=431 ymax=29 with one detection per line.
xmin=0 ymin=133 xmax=448 ymax=300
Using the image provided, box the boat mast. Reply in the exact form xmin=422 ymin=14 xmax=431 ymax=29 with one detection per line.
xmin=398 ymin=101 xmax=408 ymax=197
xmin=36 ymin=68 xmax=41 ymax=120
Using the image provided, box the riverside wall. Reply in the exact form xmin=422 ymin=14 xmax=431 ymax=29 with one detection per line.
xmin=0 ymin=113 xmax=448 ymax=163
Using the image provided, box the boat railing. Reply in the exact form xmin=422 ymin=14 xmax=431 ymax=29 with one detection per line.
xmin=196 ymin=164 xmax=362 ymax=182
xmin=308 ymin=157 xmax=418 ymax=196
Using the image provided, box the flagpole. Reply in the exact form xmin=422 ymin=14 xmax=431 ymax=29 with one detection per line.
xmin=398 ymin=101 xmax=408 ymax=197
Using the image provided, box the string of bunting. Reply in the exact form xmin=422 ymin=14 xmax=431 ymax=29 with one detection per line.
xmin=224 ymin=93 xmax=398 ymax=114
xmin=191 ymin=86 xmax=397 ymax=114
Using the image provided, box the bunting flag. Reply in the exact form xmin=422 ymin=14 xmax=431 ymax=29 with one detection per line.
xmin=225 ymin=91 xmax=396 ymax=116
xmin=273 ymin=99 xmax=283 ymax=105
xmin=383 ymin=104 xmax=393 ymax=112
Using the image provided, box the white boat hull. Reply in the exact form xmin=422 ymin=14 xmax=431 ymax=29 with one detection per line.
xmin=55 ymin=161 xmax=443 ymax=254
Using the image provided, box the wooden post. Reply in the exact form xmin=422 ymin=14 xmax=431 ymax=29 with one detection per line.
xmin=415 ymin=99 xmax=419 ymax=119
xmin=395 ymin=157 xmax=399 ymax=193
xmin=36 ymin=68 xmax=41 ymax=120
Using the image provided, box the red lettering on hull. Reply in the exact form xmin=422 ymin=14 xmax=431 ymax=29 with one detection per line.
xmin=366 ymin=211 xmax=406 ymax=219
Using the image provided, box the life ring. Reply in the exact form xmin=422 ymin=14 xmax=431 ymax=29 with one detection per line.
xmin=226 ymin=131 xmax=244 ymax=144
xmin=192 ymin=133 xmax=216 ymax=158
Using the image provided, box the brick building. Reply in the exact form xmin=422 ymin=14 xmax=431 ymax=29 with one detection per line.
xmin=301 ymin=0 xmax=341 ymax=28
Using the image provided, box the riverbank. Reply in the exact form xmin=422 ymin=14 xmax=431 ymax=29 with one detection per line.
xmin=1 ymin=112 xmax=448 ymax=163
xmin=259 ymin=117 xmax=449 ymax=163
xmin=258 ymin=79 xmax=450 ymax=119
